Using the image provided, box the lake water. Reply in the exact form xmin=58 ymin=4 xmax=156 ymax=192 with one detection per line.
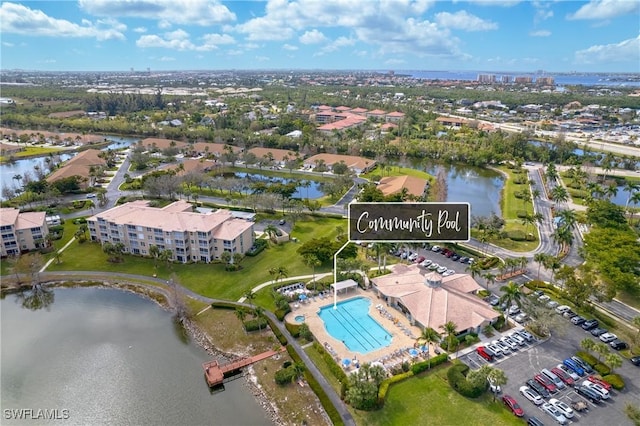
xmin=0 ymin=287 xmax=272 ymax=426
xmin=231 ymin=171 xmax=325 ymax=199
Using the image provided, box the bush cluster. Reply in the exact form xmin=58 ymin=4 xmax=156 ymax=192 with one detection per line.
xmin=447 ymin=363 xmax=486 ymax=398
xmin=274 ymin=365 xmax=299 ymax=385
xmin=602 ymin=374 xmax=625 ymax=390
xmin=507 ymin=230 xmax=527 ymax=241
xmin=312 ymin=342 xmax=349 ymax=394
xmin=244 ymin=318 xmax=269 ymax=332
xmin=246 ymin=238 xmax=268 ymax=256
xmin=575 ymin=351 xmax=598 ymax=366
xmin=377 ymin=371 xmax=414 ymax=406
xmin=410 ymin=353 xmax=449 ymax=375
xmin=594 ymin=363 xmax=611 ymax=376
xmin=285 ymin=321 xmax=301 ymax=337
xmin=477 ymin=256 xmax=500 ymax=269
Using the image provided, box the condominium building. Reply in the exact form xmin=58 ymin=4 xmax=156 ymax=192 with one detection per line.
xmin=87 ymin=200 xmax=255 ymax=263
xmin=0 ymin=208 xmax=49 ymax=257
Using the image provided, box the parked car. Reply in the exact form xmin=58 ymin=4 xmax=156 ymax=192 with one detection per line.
xmin=538 ymin=295 xmax=551 ymax=303
xmin=86 ymin=193 xmax=97 ymax=198
xmin=599 ymin=332 xmax=617 ymax=343
xmin=570 ymin=315 xmax=586 ymax=325
xmin=516 ymin=329 xmax=534 ymax=342
xmin=549 ymin=398 xmax=574 ymax=419
xmin=582 ymin=380 xmax=610 ymax=399
xmin=502 ymin=395 xmax=524 ymax=417
xmin=489 ymin=377 xmax=502 ymax=394
xmin=527 ymin=378 xmax=550 ymax=398
xmin=428 ymin=263 xmax=439 ymax=271
xmin=459 ymin=256 xmax=469 ymax=263
xmin=534 ymin=374 xmax=558 ymax=394
xmin=500 ymin=336 xmax=519 ymax=351
xmin=631 ymin=356 xmax=640 ymax=366
xmin=508 ymin=305 xmax=521 ymax=315
xmin=562 ymin=310 xmax=577 ymax=319
xmin=555 ymin=305 xmax=571 ymax=315
xmin=574 ymin=385 xmax=602 ymax=403
xmin=563 ymin=358 xmax=585 ymax=376
xmin=556 ymin=364 xmax=580 ymax=381
xmin=550 ymin=367 xmax=574 ymax=386
xmin=415 ymin=256 xmax=425 ymax=264
xmin=476 ymin=346 xmax=494 ymax=362
xmin=408 ymin=253 xmax=419 ymax=261
xmin=493 ymin=340 xmax=511 ymax=355
xmin=581 ymin=319 xmax=599 ymax=330
xmin=571 ymin=356 xmax=594 ymax=374
xmin=586 ymin=376 xmax=612 ymax=391
xmin=509 ymin=332 xmax=526 ymax=346
xmin=541 ymin=402 xmax=568 ymax=425
xmin=590 ymin=327 xmax=608 ymax=337
xmin=541 ymin=368 xmax=565 ymax=390
xmin=486 ymin=343 xmax=504 ymax=357
xmin=519 ymin=386 xmax=544 ymax=405
xmin=546 ymin=301 xmax=559 ymax=309
xmin=451 ymin=254 xmax=460 ymax=261
xmin=431 ymin=245 xmax=441 ymax=252
xmin=527 ymin=417 xmax=545 ymax=426
xmin=515 ymin=313 xmax=528 ymax=323
xmin=420 ymin=259 xmax=432 ymax=267
xmin=486 ymin=295 xmax=500 ymax=306
xmin=610 ymin=339 xmax=628 ymax=350
xmin=442 ymin=269 xmax=456 ymax=277
xmin=436 ymin=265 xmax=447 ymax=274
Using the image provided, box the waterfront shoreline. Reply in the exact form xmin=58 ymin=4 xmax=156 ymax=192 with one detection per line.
xmin=1 ymin=280 xmax=285 ymax=426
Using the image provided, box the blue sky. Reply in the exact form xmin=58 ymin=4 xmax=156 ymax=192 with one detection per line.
xmin=1 ymin=0 xmax=639 ymax=73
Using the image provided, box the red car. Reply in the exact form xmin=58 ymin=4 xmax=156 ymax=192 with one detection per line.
xmin=502 ymin=395 xmax=524 ymax=417
xmin=587 ymin=376 xmax=612 ymax=391
xmin=476 ymin=346 xmax=494 ymax=362
xmin=551 ymin=367 xmax=575 ymax=386
xmin=415 ymin=256 xmax=425 ymax=264
xmin=534 ymin=374 xmax=558 ymax=394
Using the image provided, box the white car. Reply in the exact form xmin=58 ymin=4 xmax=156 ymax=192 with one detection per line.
xmin=549 ymin=398 xmax=574 ymax=419
xmin=442 ymin=269 xmax=455 ymax=277
xmin=538 ymin=295 xmax=551 ymax=303
xmin=541 ymin=402 xmax=568 ymax=425
xmin=519 ymin=386 xmax=544 ymax=405
xmin=436 ymin=266 xmax=447 ymax=274
xmin=508 ymin=305 xmax=520 ymax=315
xmin=420 ymin=259 xmax=432 ymax=267
xmin=555 ymin=305 xmax=571 ymax=315
xmin=500 ymin=336 xmax=518 ymax=351
xmin=431 ymin=245 xmax=441 ymax=252
xmin=582 ymin=380 xmax=610 ymax=399
xmin=546 ymin=301 xmax=559 ymax=309
xmin=515 ymin=313 xmax=528 ymax=323
xmin=516 ymin=329 xmax=534 ymax=342
xmin=599 ymin=332 xmax=617 ymax=343
xmin=486 ymin=343 xmax=503 ymax=357
xmin=408 ymin=253 xmax=419 ymax=261
xmin=489 ymin=378 xmax=502 ymax=394
xmin=492 ymin=340 xmax=511 ymax=355
xmin=509 ymin=333 xmax=526 ymax=346
xmin=556 ymin=364 xmax=579 ymax=381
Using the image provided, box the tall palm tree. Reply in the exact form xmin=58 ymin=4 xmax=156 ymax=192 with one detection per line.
xmin=552 ymin=225 xmax=574 ymax=249
xmin=533 ymin=253 xmax=549 ymax=281
xmin=499 ymin=281 xmax=523 ymax=310
xmin=623 ymin=181 xmax=640 ymax=214
xmin=303 ymin=254 xmax=321 ymax=290
xmin=482 ymin=272 xmax=496 ymax=291
xmin=264 ymin=224 xmax=279 ymax=243
xmin=550 ymin=185 xmax=569 ymax=208
xmin=556 ymin=208 xmax=577 ymax=229
xmin=544 ymin=256 xmax=561 ymax=285
xmin=244 ymin=290 xmax=256 ymax=307
xmin=439 ymin=321 xmax=458 ymax=354
xmin=275 ymin=266 xmax=289 ymax=284
xmin=419 ymin=327 xmax=441 ymax=369
xmin=580 ymin=337 xmax=596 ymax=355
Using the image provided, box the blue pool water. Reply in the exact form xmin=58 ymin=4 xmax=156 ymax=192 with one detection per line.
xmin=318 ymin=297 xmax=392 ymax=354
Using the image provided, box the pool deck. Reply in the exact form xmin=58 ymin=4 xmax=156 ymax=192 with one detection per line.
xmin=286 ymin=288 xmax=436 ymax=369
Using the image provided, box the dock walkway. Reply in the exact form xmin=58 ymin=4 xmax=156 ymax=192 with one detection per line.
xmin=203 ymin=347 xmax=286 ymax=387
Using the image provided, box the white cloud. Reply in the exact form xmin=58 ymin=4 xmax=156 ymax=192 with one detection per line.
xmin=136 ymin=30 xmax=235 ymax=51
xmin=0 ymin=2 xmax=125 ymax=40
xmin=435 ymin=10 xmax=498 ymax=31
xmin=255 ymin=55 xmax=270 ymax=62
xmin=79 ymin=0 xmax=236 ymax=26
xmin=299 ymin=29 xmax=327 ymax=44
xmin=317 ymin=36 xmax=356 ymax=55
xmin=458 ymin=0 xmax=521 ymax=6
xmin=2 ymin=41 xmax=15 ymax=47
xmin=574 ymin=35 xmax=640 ymax=64
xmin=159 ymin=56 xmax=176 ymax=62
xmin=283 ymin=44 xmax=299 ymax=50
xmin=530 ymin=30 xmax=551 ymax=37
xmin=567 ymin=0 xmax=640 ymax=20
xmin=227 ymin=49 xmax=244 ymax=56
xmin=385 ymin=58 xmax=407 ymax=65
xmin=133 ymin=27 xmax=148 ymax=33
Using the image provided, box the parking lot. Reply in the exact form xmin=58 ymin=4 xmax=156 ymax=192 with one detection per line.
xmin=459 ymin=317 xmax=639 ymax=425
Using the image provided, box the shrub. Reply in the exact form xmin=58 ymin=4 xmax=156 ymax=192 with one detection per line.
xmin=49 ymin=225 xmax=64 ymax=233
xmin=410 ymin=353 xmax=449 ymax=375
xmin=378 ymin=371 xmax=414 ymax=406
xmin=594 ymin=363 xmax=611 ymax=376
xmin=575 ymin=351 xmax=598 ymax=366
xmin=275 ymin=366 xmax=297 ymax=385
xmin=312 ymin=342 xmax=349 ymax=391
xmin=602 ymin=374 xmax=625 ymax=390
xmin=244 ymin=318 xmax=269 ymax=332
xmin=246 ymin=239 xmax=268 ymax=256
xmin=285 ymin=321 xmax=301 ymax=338
xmin=507 ymin=230 xmax=527 ymax=241
xmin=265 ymin=316 xmax=288 ymax=345
xmin=447 ymin=363 xmax=486 ymax=398
xmin=478 ymin=257 xmax=500 ymax=269
xmin=478 ymin=289 xmax=490 ymax=298
xmin=274 ymin=308 xmax=289 ymax=321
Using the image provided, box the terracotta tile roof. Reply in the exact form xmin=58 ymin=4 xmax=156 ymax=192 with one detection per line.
xmin=386 ymin=111 xmax=405 ymax=117
xmin=15 ymin=211 xmax=46 ymax=230
xmin=139 ymin=138 xmax=188 ymax=150
xmin=0 ymin=208 xmax=20 ymax=227
xmin=305 ymin=154 xmax=376 ymax=172
xmin=190 ymin=142 xmax=241 ymax=155
xmin=248 ymin=147 xmax=298 ymax=162
xmin=372 ymin=264 xmax=498 ymax=332
xmin=350 ymin=107 xmax=368 ymax=114
xmin=377 ymin=175 xmax=428 ymax=197
xmin=46 ymin=149 xmax=106 ymax=184
xmin=367 ymin=109 xmax=386 ymax=115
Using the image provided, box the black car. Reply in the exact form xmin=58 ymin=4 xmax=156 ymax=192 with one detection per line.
xmin=581 ymin=319 xmax=599 ymax=330
xmin=563 ymin=310 xmax=577 ymax=319
xmin=571 ymin=315 xmax=586 ymax=325
xmin=459 ymin=256 xmax=469 ymax=263
xmin=575 ymin=385 xmax=602 ymax=403
xmin=526 ymin=378 xmax=550 ymax=398
xmin=527 ymin=417 xmax=545 ymax=426
xmin=451 ymin=254 xmax=460 ymax=261
xmin=610 ymin=339 xmax=628 ymax=350
xmin=590 ymin=327 xmax=607 ymax=337
xmin=631 ymin=356 xmax=640 ymax=366
xmin=571 ymin=356 xmax=595 ymax=374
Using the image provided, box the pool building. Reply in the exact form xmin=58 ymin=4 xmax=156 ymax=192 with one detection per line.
xmin=372 ymin=264 xmax=500 ymax=336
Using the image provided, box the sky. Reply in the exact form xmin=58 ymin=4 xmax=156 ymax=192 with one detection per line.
xmin=0 ymin=0 xmax=639 ymax=73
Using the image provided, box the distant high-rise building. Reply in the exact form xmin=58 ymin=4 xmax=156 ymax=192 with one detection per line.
xmin=477 ymin=74 xmax=496 ymax=83
xmin=501 ymin=75 xmax=512 ymax=83
xmin=536 ymin=76 xmax=555 ymax=86
xmin=514 ymin=76 xmax=533 ymax=84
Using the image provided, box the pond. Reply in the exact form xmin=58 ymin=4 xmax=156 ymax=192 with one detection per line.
xmin=229 ymin=171 xmax=325 ymax=199
xmin=0 ymin=287 xmax=272 ymax=425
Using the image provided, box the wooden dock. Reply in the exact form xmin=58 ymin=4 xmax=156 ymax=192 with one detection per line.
xmin=203 ymin=347 xmax=286 ymax=387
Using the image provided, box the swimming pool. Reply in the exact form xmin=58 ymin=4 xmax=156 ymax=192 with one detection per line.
xmin=318 ymin=297 xmax=392 ymax=354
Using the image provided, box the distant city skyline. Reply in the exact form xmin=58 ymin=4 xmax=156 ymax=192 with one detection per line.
xmin=1 ymin=0 xmax=639 ymax=73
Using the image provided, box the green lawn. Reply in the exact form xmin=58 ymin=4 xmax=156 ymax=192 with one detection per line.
xmin=45 ymin=214 xmax=343 ymax=301
xmin=0 ymin=146 xmax=68 ymax=162
xmin=354 ymin=365 xmax=525 ymax=426
xmin=362 ymin=165 xmax=434 ymax=182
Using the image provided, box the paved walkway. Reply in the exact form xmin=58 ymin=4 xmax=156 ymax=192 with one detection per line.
xmin=238 ymin=273 xmax=332 ymax=302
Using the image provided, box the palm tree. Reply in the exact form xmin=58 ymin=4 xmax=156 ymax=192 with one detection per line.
xmin=499 ymin=281 xmax=523 ymax=310
xmin=580 ymin=337 xmax=596 ymax=355
xmin=594 ymin=342 xmax=610 ymax=362
xmin=482 ymin=272 xmax=496 ymax=291
xmin=466 ymin=261 xmax=483 ymax=281
xmin=552 ymin=225 xmax=574 ymax=250
xmin=235 ymin=308 xmax=247 ymax=323
xmin=534 ymin=253 xmax=548 ymax=281
xmin=275 ymin=266 xmax=288 ymax=284
xmin=254 ymin=306 xmax=265 ymax=331
xmin=264 ymin=224 xmax=279 ymax=243
xmin=623 ymin=181 xmax=640 ymax=214
xmin=605 ymin=353 xmax=623 ymax=374
xmin=303 ymin=254 xmax=321 ymax=291
xmin=556 ymin=208 xmax=577 ymax=230
xmin=439 ymin=321 xmax=458 ymax=354
xmin=419 ymin=327 xmax=441 ymax=368
xmin=487 ymin=368 xmax=508 ymax=402
xmin=244 ymin=290 xmax=256 ymax=308
xmin=550 ymin=185 xmax=569 ymax=208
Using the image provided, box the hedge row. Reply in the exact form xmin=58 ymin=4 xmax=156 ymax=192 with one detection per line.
xmin=246 ymin=239 xmax=268 ymax=256
xmin=447 ymin=363 xmax=486 ymax=398
xmin=287 ymin=344 xmax=344 ymax=426
xmin=410 ymin=353 xmax=449 ymax=375
xmin=244 ymin=318 xmax=269 ymax=332
xmin=575 ymin=351 xmax=598 ymax=366
xmin=602 ymin=374 xmax=625 ymax=390
xmin=312 ymin=342 xmax=349 ymax=392
xmin=265 ymin=315 xmax=288 ymax=345
xmin=377 ymin=371 xmax=414 ymax=406
xmin=594 ymin=363 xmax=611 ymax=376
xmin=211 ymin=301 xmax=238 ymax=310
xmin=477 ymin=256 xmax=500 ymax=269
xmin=285 ymin=321 xmax=301 ymax=338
